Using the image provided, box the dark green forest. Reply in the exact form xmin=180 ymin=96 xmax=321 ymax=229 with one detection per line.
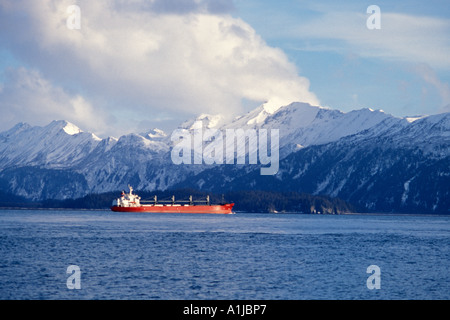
xmin=0 ymin=189 xmax=358 ymax=214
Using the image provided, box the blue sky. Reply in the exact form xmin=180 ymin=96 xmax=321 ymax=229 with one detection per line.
xmin=0 ymin=0 xmax=449 ymax=137
xmin=234 ymin=0 xmax=450 ymax=117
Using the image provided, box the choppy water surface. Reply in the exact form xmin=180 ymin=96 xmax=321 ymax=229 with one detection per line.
xmin=0 ymin=210 xmax=449 ymax=299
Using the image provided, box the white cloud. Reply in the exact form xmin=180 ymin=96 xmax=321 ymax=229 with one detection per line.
xmin=291 ymin=10 xmax=450 ymax=69
xmin=0 ymin=0 xmax=319 ymax=136
xmin=413 ymin=64 xmax=450 ymax=113
xmin=0 ymin=67 xmax=110 ymax=135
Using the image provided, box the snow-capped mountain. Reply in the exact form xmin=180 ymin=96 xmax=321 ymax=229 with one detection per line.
xmin=180 ymin=102 xmax=401 ymax=158
xmin=0 ymin=120 xmax=101 ymax=168
xmin=175 ymin=111 xmax=449 ymax=213
xmin=0 ymin=102 xmax=448 ymax=213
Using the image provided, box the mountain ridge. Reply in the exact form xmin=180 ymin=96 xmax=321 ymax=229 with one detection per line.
xmin=0 ymin=102 xmax=448 ymax=213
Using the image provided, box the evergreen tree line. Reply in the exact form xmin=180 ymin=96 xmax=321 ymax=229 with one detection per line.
xmin=0 ymin=188 xmax=358 ymax=214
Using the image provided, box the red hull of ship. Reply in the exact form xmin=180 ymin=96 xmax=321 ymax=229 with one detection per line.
xmin=111 ymin=203 xmax=234 ymax=214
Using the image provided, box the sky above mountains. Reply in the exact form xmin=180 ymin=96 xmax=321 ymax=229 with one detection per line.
xmin=0 ymin=0 xmax=449 ymax=138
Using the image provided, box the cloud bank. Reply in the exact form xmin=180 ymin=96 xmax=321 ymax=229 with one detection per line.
xmin=0 ymin=67 xmax=110 ymax=134
xmin=288 ymin=9 xmax=450 ymax=70
xmin=0 ymin=0 xmax=319 ymax=136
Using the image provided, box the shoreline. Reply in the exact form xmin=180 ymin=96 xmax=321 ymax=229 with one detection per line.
xmin=1 ymin=206 xmax=448 ymax=216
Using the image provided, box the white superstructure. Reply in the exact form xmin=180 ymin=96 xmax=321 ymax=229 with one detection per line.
xmin=112 ymin=185 xmax=141 ymax=208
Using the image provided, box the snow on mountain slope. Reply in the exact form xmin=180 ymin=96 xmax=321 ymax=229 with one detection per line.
xmin=330 ymin=112 xmax=450 ymax=159
xmin=141 ymin=128 xmax=168 ymax=141
xmin=0 ymin=120 xmax=101 ymax=169
xmin=182 ymin=102 xmax=401 ymax=159
xmin=262 ymin=103 xmax=399 ymax=156
xmin=175 ymin=108 xmax=449 ymax=213
xmin=179 ymin=113 xmax=227 ymax=130
xmin=0 ymin=101 xmax=448 ymax=206
xmin=0 ymin=102 xmax=431 ymax=174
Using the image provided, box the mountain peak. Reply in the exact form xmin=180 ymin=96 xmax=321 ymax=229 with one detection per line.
xmin=0 ymin=107 xmax=448 ymax=214
xmin=261 ymin=100 xmax=283 ymax=114
xmin=62 ymin=122 xmax=82 ymax=135
xmin=0 ymin=122 xmax=32 ymax=137
xmin=180 ymin=113 xmax=226 ymax=130
xmin=47 ymin=120 xmax=82 ymax=135
xmin=142 ymin=128 xmax=167 ymax=140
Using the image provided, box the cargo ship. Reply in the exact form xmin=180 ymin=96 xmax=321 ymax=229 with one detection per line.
xmin=111 ymin=186 xmax=234 ymax=214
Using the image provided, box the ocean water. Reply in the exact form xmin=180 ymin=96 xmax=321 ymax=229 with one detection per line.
xmin=0 ymin=210 xmax=449 ymax=300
